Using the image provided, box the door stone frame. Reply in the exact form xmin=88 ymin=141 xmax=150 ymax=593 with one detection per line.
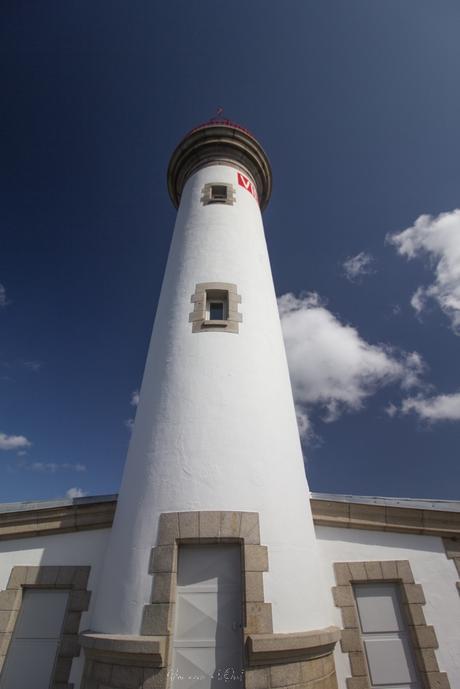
xmin=81 ymin=511 xmax=339 ymax=689
xmin=333 ymin=559 xmax=451 ymax=689
xmin=0 ymin=565 xmax=91 ymax=689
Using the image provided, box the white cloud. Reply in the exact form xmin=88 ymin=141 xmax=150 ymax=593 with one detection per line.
xmin=66 ymin=487 xmax=87 ymax=499
xmin=388 ymin=209 xmax=460 ymax=333
xmin=0 ymin=433 xmax=31 ymax=451
xmin=278 ymin=292 xmax=424 ymax=431
xmin=30 ymin=462 xmax=59 ymax=472
xmin=385 ymin=402 xmax=398 ymax=418
xmin=295 ymin=407 xmax=312 ymax=441
xmin=28 ymin=461 xmax=86 ymax=473
xmin=0 ymin=284 xmax=8 ymax=307
xmin=124 ymin=390 xmax=140 ymax=430
xmin=23 ymin=360 xmax=43 ymax=372
xmin=342 ymin=251 xmax=375 ymax=282
xmin=400 ymin=392 xmax=460 ymax=422
xmin=410 ymin=287 xmax=426 ymax=315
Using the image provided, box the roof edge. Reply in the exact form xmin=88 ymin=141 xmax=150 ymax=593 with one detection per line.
xmin=0 ymin=493 xmax=459 ymax=542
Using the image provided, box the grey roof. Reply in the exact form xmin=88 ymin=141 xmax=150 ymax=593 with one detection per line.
xmin=0 ymin=492 xmax=458 ymax=515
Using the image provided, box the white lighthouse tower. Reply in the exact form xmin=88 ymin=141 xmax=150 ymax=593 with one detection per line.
xmin=81 ymin=120 xmax=340 ymax=689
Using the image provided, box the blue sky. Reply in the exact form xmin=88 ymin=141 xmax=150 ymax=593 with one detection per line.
xmin=1 ymin=0 xmax=460 ymax=502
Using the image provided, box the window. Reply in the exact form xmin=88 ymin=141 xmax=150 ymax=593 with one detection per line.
xmin=354 ymin=583 xmax=421 ymax=689
xmin=209 ymin=301 xmax=225 ymax=320
xmin=205 ymin=290 xmax=228 ymax=322
xmin=210 ymin=185 xmax=228 ymax=202
xmin=189 ymin=282 xmax=242 ymax=334
xmin=0 ymin=590 xmax=69 ymax=689
xmin=200 ymin=183 xmax=235 ymax=206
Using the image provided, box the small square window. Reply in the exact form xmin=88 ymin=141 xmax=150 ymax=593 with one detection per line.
xmin=206 ymin=290 xmax=228 ymax=321
xmin=210 ymin=185 xmax=228 ymax=202
xmin=189 ymin=282 xmax=241 ymax=333
xmin=201 ymin=183 xmax=235 ymax=206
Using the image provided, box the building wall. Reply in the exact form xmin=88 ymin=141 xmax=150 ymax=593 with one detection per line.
xmin=0 ymin=528 xmax=111 ymax=687
xmin=315 ymin=525 xmax=460 ymax=688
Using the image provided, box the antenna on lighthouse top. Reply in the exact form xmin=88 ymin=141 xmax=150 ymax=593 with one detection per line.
xmin=215 ymin=106 xmax=224 ymax=119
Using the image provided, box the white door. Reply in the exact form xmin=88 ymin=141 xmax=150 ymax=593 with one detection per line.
xmin=172 ymin=545 xmax=243 ymax=689
xmin=0 ymin=589 xmax=69 ymax=689
xmin=354 ymin=583 xmax=421 ymax=689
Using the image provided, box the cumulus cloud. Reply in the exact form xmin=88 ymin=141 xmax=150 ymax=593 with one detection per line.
xmin=342 ymin=252 xmax=375 ymax=282
xmin=0 ymin=284 xmax=8 ymax=307
xmin=125 ymin=390 xmax=140 ymax=430
xmin=295 ymin=407 xmax=312 ymax=441
xmin=0 ymin=432 xmax=31 ymax=451
xmin=278 ymin=293 xmax=424 ymax=433
xmin=388 ymin=209 xmax=460 ymax=333
xmin=66 ymin=487 xmax=87 ymax=499
xmin=400 ymin=392 xmax=460 ymax=422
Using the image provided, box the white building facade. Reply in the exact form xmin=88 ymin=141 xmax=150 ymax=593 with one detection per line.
xmin=0 ymin=122 xmax=458 ymax=689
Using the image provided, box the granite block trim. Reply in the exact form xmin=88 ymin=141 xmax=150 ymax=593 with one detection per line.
xmin=189 ymin=283 xmax=242 ymax=334
xmin=82 ymin=511 xmax=339 ymax=689
xmin=442 ymin=537 xmax=460 ymax=595
xmin=311 ymin=499 xmax=460 ymax=538
xmin=200 ymin=182 xmax=236 ymax=206
xmin=1 ymin=496 xmax=460 ymax=543
xmin=0 ymin=565 xmax=91 ymax=689
xmin=0 ymin=498 xmax=116 ymax=542
xmin=145 ymin=510 xmax=271 ymax=637
xmin=80 ymin=632 xmax=166 ymax=667
xmin=246 ymin=626 xmax=340 ymax=665
xmin=332 ymin=560 xmax=451 ymax=689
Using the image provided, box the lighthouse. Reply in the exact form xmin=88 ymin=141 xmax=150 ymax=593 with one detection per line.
xmin=81 ymin=121 xmax=340 ymax=689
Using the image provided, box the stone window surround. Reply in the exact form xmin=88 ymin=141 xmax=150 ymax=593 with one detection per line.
xmin=200 ymin=182 xmax=236 ymax=206
xmin=443 ymin=538 xmax=460 ymax=594
xmin=80 ymin=510 xmax=340 ymax=689
xmin=0 ymin=565 xmax=91 ymax=689
xmin=189 ymin=282 xmax=242 ymax=334
xmin=333 ymin=559 xmax=451 ymax=689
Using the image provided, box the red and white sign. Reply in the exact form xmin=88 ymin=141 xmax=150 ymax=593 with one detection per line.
xmin=237 ymin=172 xmax=258 ymax=202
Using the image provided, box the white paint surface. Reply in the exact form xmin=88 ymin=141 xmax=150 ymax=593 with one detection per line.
xmin=316 ymin=526 xmax=460 ymax=688
xmin=0 ymin=528 xmax=110 ymax=687
xmin=92 ymin=162 xmax=335 ymax=635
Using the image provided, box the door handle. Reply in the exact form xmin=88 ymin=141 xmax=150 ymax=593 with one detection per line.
xmin=232 ymin=621 xmax=242 ymax=631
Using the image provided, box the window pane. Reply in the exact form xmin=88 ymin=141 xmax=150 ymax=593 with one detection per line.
xmin=364 ymin=637 xmax=416 ymax=685
xmin=354 ymin=584 xmax=402 ymax=633
xmin=354 ymin=583 xmax=421 ymax=689
xmin=209 ymin=302 xmax=224 ymax=320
